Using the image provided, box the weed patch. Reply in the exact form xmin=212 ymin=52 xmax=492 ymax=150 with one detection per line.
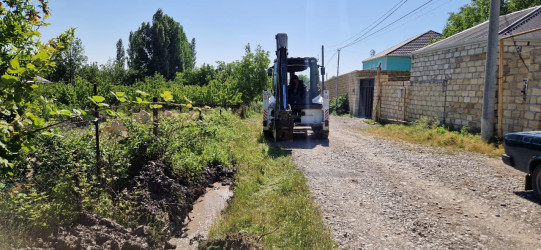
xmin=367 ymin=117 xmax=504 ymax=157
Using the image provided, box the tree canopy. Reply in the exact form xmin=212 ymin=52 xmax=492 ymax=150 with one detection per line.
xmin=127 ymin=9 xmax=194 ymax=80
xmin=47 ymin=37 xmax=87 ymax=83
xmin=442 ymin=0 xmax=541 ymax=38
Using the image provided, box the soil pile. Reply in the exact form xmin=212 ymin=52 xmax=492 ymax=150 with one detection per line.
xmin=37 ymin=161 xmax=235 ymax=249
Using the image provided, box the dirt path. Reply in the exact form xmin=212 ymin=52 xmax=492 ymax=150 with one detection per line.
xmin=278 ymin=116 xmax=541 ymax=249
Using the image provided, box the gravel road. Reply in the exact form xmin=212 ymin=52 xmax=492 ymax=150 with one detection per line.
xmin=278 ymin=116 xmax=541 ymax=249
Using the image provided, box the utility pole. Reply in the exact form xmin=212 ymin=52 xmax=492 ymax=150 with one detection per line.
xmin=321 ymin=45 xmax=325 ymax=92
xmin=481 ymin=0 xmax=500 ymax=141
xmin=336 ymin=49 xmax=341 ymax=109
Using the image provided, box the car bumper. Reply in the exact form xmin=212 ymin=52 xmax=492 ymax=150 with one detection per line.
xmin=502 ymin=154 xmax=514 ymax=167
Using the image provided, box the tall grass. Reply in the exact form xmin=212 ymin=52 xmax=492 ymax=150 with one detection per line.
xmin=208 ymin=118 xmax=336 ymax=249
xmin=368 ymin=116 xmax=504 ymax=157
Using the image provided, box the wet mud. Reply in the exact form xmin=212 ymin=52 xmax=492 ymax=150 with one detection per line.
xmin=35 ymin=161 xmax=235 ymax=249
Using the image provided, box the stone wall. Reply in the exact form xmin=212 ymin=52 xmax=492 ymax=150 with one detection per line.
xmin=501 ymin=40 xmax=541 ymax=133
xmin=411 ymin=42 xmax=486 ymax=129
xmin=409 ymin=39 xmax=541 ymax=134
xmin=327 ymin=70 xmax=409 ymax=117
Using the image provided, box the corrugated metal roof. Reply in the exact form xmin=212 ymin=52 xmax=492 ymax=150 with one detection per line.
xmin=363 ymin=30 xmax=442 ymax=62
xmin=415 ymin=5 xmax=541 ymax=54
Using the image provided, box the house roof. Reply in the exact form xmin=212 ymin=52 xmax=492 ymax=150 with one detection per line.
xmin=362 ymin=30 xmax=442 ymax=62
xmin=415 ymin=5 xmax=541 ymax=55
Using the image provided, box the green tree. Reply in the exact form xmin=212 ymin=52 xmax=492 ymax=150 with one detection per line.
xmin=0 ymin=0 xmax=74 ymax=171
xmin=442 ymin=0 xmax=541 ymax=38
xmin=233 ymin=44 xmax=271 ymax=104
xmin=48 ymin=37 xmax=87 ymax=83
xmin=508 ymin=0 xmax=541 ymax=11
xmin=115 ymin=38 xmax=126 ymax=68
xmin=190 ymin=38 xmax=196 ymax=69
xmin=127 ymin=9 xmax=194 ymax=80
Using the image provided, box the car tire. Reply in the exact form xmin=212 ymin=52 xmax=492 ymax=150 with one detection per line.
xmin=532 ymin=166 xmax=541 ymax=200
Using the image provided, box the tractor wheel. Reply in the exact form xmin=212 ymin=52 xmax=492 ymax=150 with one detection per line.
xmin=263 ymin=130 xmax=273 ymax=139
xmin=317 ymin=131 xmax=329 ymax=139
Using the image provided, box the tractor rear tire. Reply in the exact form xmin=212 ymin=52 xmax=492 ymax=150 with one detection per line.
xmin=317 ymin=131 xmax=329 ymax=139
xmin=263 ymin=130 xmax=273 ymax=139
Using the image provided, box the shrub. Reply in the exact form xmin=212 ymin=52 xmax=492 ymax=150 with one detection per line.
xmin=330 ymin=94 xmax=349 ymax=115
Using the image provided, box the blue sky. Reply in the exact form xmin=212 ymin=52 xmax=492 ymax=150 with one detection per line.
xmin=39 ymin=0 xmax=470 ymax=77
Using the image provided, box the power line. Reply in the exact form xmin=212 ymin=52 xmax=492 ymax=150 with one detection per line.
xmin=382 ymin=0 xmax=449 ymax=35
xmin=325 ymin=50 xmax=338 ymax=67
xmin=330 ymin=0 xmax=408 ymax=50
xmin=340 ymin=0 xmax=434 ymax=50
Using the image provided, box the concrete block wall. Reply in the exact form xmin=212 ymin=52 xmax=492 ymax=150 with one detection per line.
xmin=500 ymin=40 xmax=541 ymax=134
xmin=328 ymin=70 xmax=410 ymax=117
xmin=372 ymin=72 xmax=411 ymax=121
xmin=411 ymin=42 xmax=487 ymax=130
xmin=378 ymin=80 xmax=409 ymax=121
xmin=409 ymin=39 xmax=541 ymax=134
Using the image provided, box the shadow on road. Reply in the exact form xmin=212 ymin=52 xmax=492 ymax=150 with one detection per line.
xmin=513 ymin=191 xmax=541 ymax=206
xmin=258 ymin=129 xmax=329 ymax=157
xmin=278 ymin=130 xmax=329 ymax=149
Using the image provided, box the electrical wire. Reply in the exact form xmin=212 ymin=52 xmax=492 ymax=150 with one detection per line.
xmin=330 ymin=0 xmax=408 ymax=49
xmin=340 ymin=0 xmax=434 ymax=50
xmin=325 ymin=50 xmax=338 ymax=67
xmin=380 ymin=0 xmax=449 ymax=36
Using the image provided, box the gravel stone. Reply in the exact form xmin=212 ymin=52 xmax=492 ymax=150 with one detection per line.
xmin=279 ymin=115 xmax=541 ymax=249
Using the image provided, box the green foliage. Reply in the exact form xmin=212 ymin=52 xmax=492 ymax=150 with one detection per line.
xmin=442 ymin=0 xmax=541 ymax=38
xmin=115 ymin=38 xmax=126 ymax=68
xmin=233 ymin=44 xmax=271 ymax=104
xmin=330 ymin=94 xmax=349 ymax=115
xmin=47 ymin=37 xmax=87 ymax=83
xmin=127 ymin=9 xmax=194 ymax=80
xmin=0 ymin=0 xmax=75 ymax=173
xmin=0 ymin=109 xmax=242 ymax=247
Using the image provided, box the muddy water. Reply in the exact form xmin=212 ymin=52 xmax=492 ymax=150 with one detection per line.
xmin=169 ymin=182 xmax=232 ymax=249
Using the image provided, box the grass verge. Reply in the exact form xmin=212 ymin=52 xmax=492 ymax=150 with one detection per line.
xmin=366 ymin=117 xmax=504 ymax=157
xmin=207 ymin=118 xmax=336 ymax=249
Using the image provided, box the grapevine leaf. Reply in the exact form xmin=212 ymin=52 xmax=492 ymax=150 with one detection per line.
xmin=160 ymin=91 xmax=174 ymax=102
xmin=92 ymin=96 xmax=105 ymax=103
xmin=136 ymin=90 xmax=149 ymax=96
xmin=106 ymin=109 xmax=116 ymax=116
xmin=59 ymin=110 xmax=71 ymax=116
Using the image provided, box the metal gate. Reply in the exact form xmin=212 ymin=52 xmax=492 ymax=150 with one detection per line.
xmin=358 ymin=79 xmax=374 ymax=118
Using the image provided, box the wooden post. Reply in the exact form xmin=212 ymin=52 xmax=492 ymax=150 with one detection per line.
xmin=94 ymin=82 xmax=101 ymax=183
xmin=375 ymin=62 xmax=382 ymax=122
xmin=153 ymin=97 xmax=159 ymax=136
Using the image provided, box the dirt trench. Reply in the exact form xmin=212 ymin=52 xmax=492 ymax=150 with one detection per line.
xmin=36 ymin=161 xmax=235 ymax=249
xmin=279 ymin=116 xmax=541 ymax=249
